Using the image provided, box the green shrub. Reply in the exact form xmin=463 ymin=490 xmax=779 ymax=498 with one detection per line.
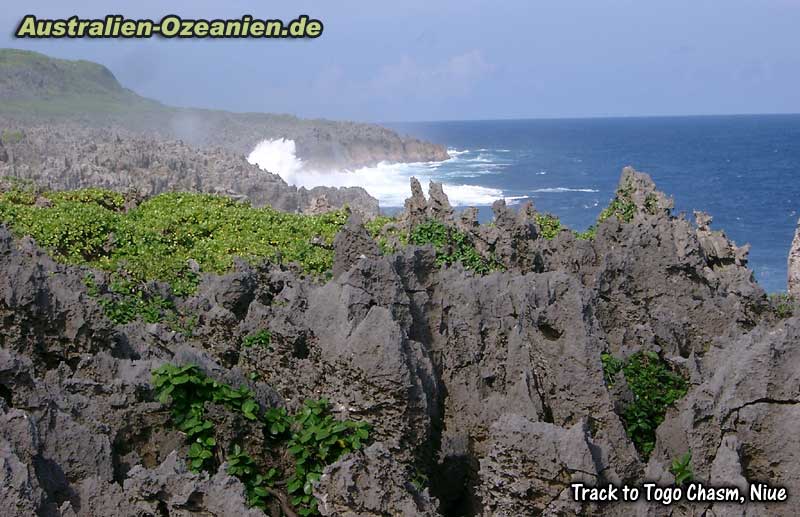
xmin=670 ymin=452 xmax=694 ymax=485
xmin=366 ymin=215 xmax=408 ymax=254
xmin=242 ymin=329 xmax=272 ymax=349
xmin=152 ymin=363 xmax=370 ymax=516
xmin=602 ymin=351 xmax=688 ymax=458
xmin=409 ymin=219 xmax=501 ymax=274
xmin=575 ymin=226 xmax=597 ymax=240
xmin=84 ymin=271 xmax=193 ymax=330
xmin=284 ymin=399 xmax=370 ymax=515
xmin=535 ymin=213 xmax=563 ymax=240
xmin=598 ymin=180 xmax=636 ymax=224
xmin=49 ymin=188 xmax=125 ymax=211
xmin=0 ymin=129 xmax=24 ymax=144
xmin=600 ymin=353 xmax=624 ymax=384
xmin=0 ymin=189 xmax=350 ymax=300
xmin=4 ymin=200 xmax=118 ymax=262
xmin=769 ymin=293 xmax=795 ymax=319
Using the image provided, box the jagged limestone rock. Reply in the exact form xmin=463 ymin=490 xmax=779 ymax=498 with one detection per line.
xmin=789 ymin=218 xmax=800 ymax=297
xmin=0 ymin=166 xmax=796 ymax=516
xmin=332 ymin=213 xmax=381 ymax=278
xmin=315 ymin=443 xmax=440 ymax=517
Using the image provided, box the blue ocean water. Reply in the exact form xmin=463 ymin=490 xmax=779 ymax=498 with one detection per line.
xmin=384 ymin=115 xmax=800 ymax=293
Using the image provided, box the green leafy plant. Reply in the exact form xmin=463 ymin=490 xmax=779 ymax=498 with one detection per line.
xmin=644 ymin=193 xmax=660 ymax=215
xmin=0 ymin=129 xmax=24 ymax=144
xmin=575 ymin=225 xmax=597 ymax=240
xmin=84 ymin=270 xmax=191 ymax=328
xmin=0 ymin=189 xmax=350 ymax=298
xmin=600 ymin=353 xmax=624 ymax=385
xmin=535 ymin=213 xmax=563 ymax=240
xmin=227 ymin=444 xmax=279 ymax=508
xmin=152 ymin=364 xmax=223 ymax=471
xmin=769 ymin=293 xmax=795 ymax=319
xmin=670 ymin=452 xmax=694 ymax=485
xmin=284 ymin=399 xmax=370 ymax=516
xmin=152 ymin=364 xmax=370 ymax=515
xmin=602 ymin=351 xmax=688 ymax=458
xmin=598 ymin=180 xmax=636 ymax=224
xmin=366 ymin=215 xmax=408 ymax=254
xmin=242 ymin=329 xmax=272 ymax=349
xmin=409 ymin=219 xmax=501 ymax=274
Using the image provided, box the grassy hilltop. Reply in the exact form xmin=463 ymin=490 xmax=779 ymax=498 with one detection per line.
xmin=0 ymin=48 xmax=161 ymax=114
xmin=0 ymin=49 xmax=449 ymax=168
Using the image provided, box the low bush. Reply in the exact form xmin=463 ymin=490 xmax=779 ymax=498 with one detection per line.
xmin=0 ymin=129 xmax=24 ymax=144
xmin=597 ymin=179 xmax=636 ymax=224
xmin=534 ymin=213 xmax=563 ymax=240
xmin=152 ymin=363 xmax=370 ymax=516
xmin=409 ymin=219 xmax=502 ymax=274
xmin=365 ymin=214 xmax=408 ymax=254
xmin=602 ymin=351 xmax=688 ymax=458
xmin=769 ymin=292 xmax=795 ymax=319
xmin=242 ymin=329 xmax=272 ymax=349
xmin=0 ymin=189 xmax=350 ymax=298
xmin=670 ymin=452 xmax=694 ymax=485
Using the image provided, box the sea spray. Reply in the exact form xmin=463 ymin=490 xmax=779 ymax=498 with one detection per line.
xmin=247 ymin=138 xmax=506 ymax=206
xmin=247 ymin=138 xmax=305 ymax=185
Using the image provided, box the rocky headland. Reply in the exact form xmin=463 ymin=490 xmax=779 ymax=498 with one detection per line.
xmin=1 ymin=165 xmax=798 ymax=516
xmin=0 ymin=48 xmax=449 ymax=171
xmin=0 ymin=120 xmax=379 ymax=217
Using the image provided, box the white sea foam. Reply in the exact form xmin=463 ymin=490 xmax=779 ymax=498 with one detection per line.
xmin=530 ymin=187 xmax=599 ymax=193
xmin=248 ymin=138 xmax=506 ymax=207
xmin=247 ymin=138 xmax=597 ymax=208
xmin=247 ymin=138 xmax=305 ymax=185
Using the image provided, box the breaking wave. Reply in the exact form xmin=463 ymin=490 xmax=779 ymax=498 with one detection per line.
xmin=247 ymin=139 xmax=506 ymax=207
xmin=247 ymin=139 xmax=599 ymax=208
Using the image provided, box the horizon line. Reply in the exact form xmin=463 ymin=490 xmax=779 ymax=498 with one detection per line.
xmin=379 ymin=111 xmax=800 ymax=125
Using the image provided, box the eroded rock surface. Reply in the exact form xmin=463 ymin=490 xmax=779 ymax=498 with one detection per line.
xmin=0 ymin=167 xmax=796 ymax=516
xmin=0 ymin=121 xmax=379 ymax=217
xmin=789 ymin=218 xmax=800 ymax=297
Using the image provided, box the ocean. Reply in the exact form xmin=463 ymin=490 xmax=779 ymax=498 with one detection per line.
xmin=248 ymin=115 xmax=800 ymax=293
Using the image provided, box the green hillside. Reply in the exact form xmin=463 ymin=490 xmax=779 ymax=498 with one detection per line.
xmin=0 ymin=48 xmax=161 ymax=114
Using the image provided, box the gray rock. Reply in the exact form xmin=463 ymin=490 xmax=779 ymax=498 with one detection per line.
xmin=789 ymin=218 xmax=800 ymax=296
xmin=332 ymin=213 xmax=381 ymax=278
xmin=0 ymin=166 xmax=798 ymax=516
xmin=477 ymin=415 xmax=600 ymax=516
xmin=0 ymin=120 xmax=381 ymax=217
xmin=314 ymin=443 xmax=440 ymax=517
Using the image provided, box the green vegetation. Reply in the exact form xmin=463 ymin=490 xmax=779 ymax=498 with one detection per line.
xmin=769 ymin=293 xmax=796 ymax=319
xmin=83 ymin=272 xmax=196 ymax=334
xmin=600 ymin=353 xmax=625 ymax=385
xmin=534 ymin=213 xmax=563 ymax=240
xmin=670 ymin=452 xmax=694 ymax=485
xmin=598 ymin=179 xmax=637 ymax=224
xmin=602 ymin=351 xmax=689 ymax=458
xmin=283 ymin=399 xmax=370 ymax=514
xmin=409 ymin=219 xmax=502 ymax=274
xmin=0 ymin=189 xmax=349 ymax=299
xmin=1 ymin=129 xmax=24 ymax=144
xmin=571 ymin=179 xmax=663 ymax=241
xmin=575 ymin=226 xmax=597 ymax=240
xmin=0 ymin=49 xmax=161 ymax=115
xmin=242 ymin=329 xmax=272 ymax=349
xmin=152 ymin=364 xmax=370 ymax=515
xmin=365 ymin=214 xmax=408 ymax=254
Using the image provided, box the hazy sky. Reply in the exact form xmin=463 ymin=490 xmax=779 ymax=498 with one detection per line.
xmin=3 ymin=1 xmax=799 ymax=122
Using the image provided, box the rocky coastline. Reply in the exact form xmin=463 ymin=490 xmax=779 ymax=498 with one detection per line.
xmin=1 ymin=166 xmax=799 ymax=516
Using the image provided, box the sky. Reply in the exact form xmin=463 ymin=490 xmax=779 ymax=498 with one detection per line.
xmin=2 ymin=0 xmax=800 ymax=122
